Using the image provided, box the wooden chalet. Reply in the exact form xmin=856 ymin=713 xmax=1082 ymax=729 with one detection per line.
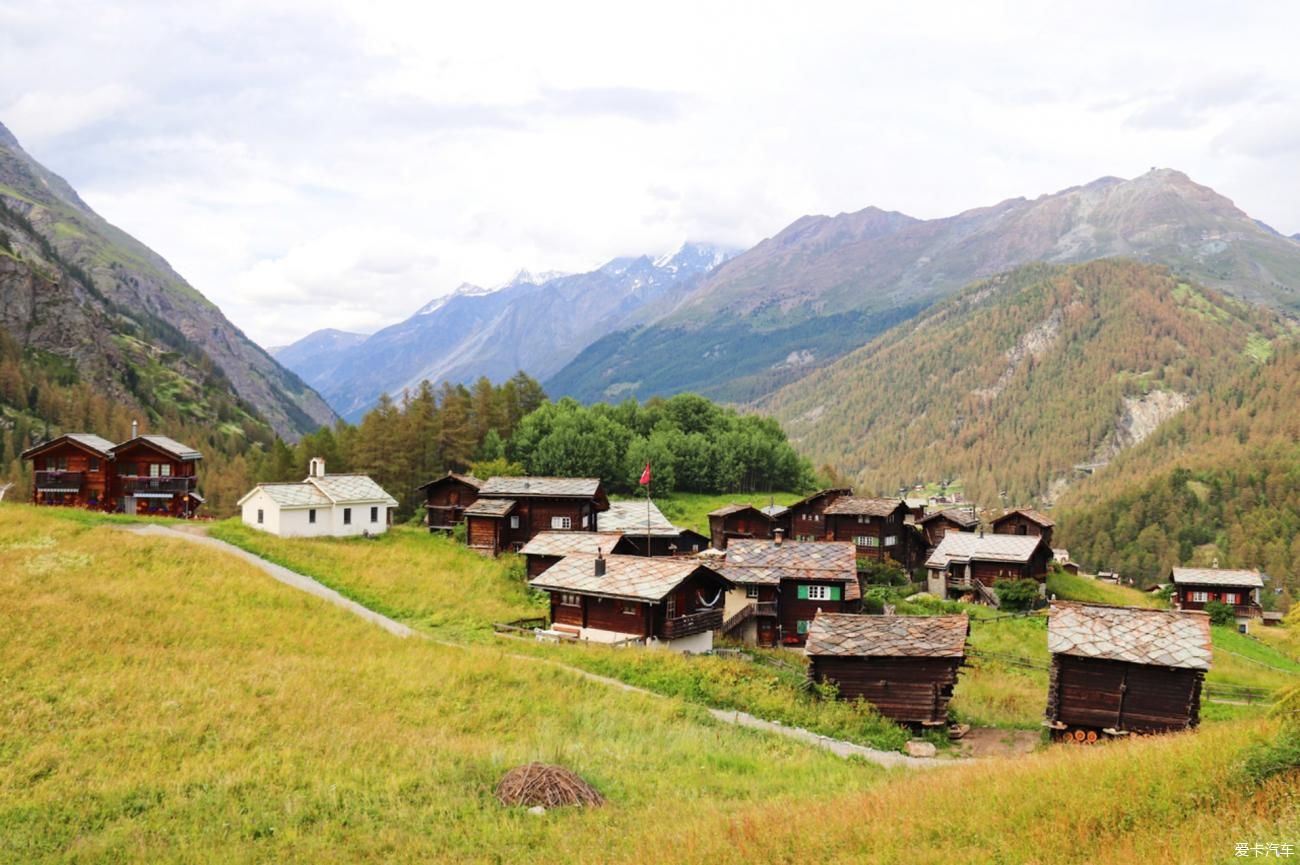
xmin=530 ymin=553 xmax=733 ymax=652
xmin=597 ymin=499 xmax=705 ymax=556
xmin=717 ymin=538 xmax=860 ymax=647
xmin=417 ymin=472 xmax=481 ymax=533
xmin=774 ymin=488 xmax=852 ymax=542
xmin=991 ymin=508 xmax=1055 ymax=548
xmin=805 ymin=612 xmax=969 ymax=726
xmin=20 ymin=433 xmax=116 ymax=510
xmin=1169 ymin=567 xmax=1264 ymax=624
xmin=917 ymin=508 xmax=979 ymax=550
xmin=464 ymin=476 xmax=609 ymax=556
xmin=1262 ymin=612 xmax=1285 ymax=628
xmin=520 ymin=531 xmax=625 ymax=578
xmin=822 ymin=496 xmax=920 ymax=570
xmin=706 ymin=503 xmax=775 ymax=550
xmin=1045 ymin=602 xmax=1211 ymax=741
xmin=109 ymin=434 xmax=203 ymax=517
xmin=924 ymin=532 xmax=1052 ymax=605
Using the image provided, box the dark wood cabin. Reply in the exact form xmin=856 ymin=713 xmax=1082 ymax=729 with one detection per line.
xmin=917 ymin=508 xmax=979 ymax=550
xmin=991 ymin=508 xmax=1055 ymax=548
xmin=822 ymin=496 xmax=918 ymax=570
xmin=717 ymin=539 xmax=861 ymax=647
xmin=1169 ymin=567 xmax=1264 ymax=622
xmin=520 ymin=531 xmax=625 ymax=578
xmin=417 ymin=472 xmax=481 ymax=533
xmin=1262 ymin=612 xmax=1285 ymax=628
xmin=109 ymin=435 xmax=203 ymax=517
xmin=707 ymin=503 xmax=775 ymax=551
xmin=464 ymin=476 xmax=609 ymax=556
xmin=1062 ymin=561 xmax=1081 ymax=575
xmin=1045 ymin=602 xmax=1211 ymax=741
xmin=774 ymin=488 xmax=852 ymax=542
xmin=21 ymin=433 xmax=116 ymax=510
xmin=805 ymin=612 xmax=969 ymax=726
xmin=925 ymin=532 xmax=1052 ymax=604
xmin=597 ymin=500 xmax=704 ymax=557
xmin=529 ymin=553 xmax=733 ymax=652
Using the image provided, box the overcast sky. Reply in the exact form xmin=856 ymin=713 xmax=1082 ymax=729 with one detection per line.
xmin=2 ymin=1 xmax=1299 ymax=348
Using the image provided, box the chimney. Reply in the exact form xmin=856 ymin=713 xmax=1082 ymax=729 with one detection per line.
xmin=131 ymin=419 xmax=139 ymax=439
xmin=594 ymin=549 xmax=606 ymax=577
xmin=309 ymin=457 xmax=325 ymax=478
xmin=773 ymin=528 xmax=784 ymax=547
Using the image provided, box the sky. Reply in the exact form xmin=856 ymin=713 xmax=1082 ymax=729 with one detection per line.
xmin=2 ymin=0 xmax=1299 ymax=348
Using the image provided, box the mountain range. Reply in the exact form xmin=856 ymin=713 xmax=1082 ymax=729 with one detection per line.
xmin=276 ymin=243 xmax=737 ymax=421
xmin=0 ymin=121 xmax=334 ymax=440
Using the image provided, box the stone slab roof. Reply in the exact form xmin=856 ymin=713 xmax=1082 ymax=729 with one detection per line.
xmin=707 ymin=502 xmax=769 ymax=518
xmin=993 ymin=507 xmax=1055 ymax=528
xmin=311 ymin=474 xmax=399 ymax=506
xmin=529 ymin=553 xmax=729 ymax=603
xmin=823 ymin=496 xmax=904 ymax=517
xmin=599 ymin=500 xmax=679 ymax=535
xmin=926 ymin=532 xmax=1043 ymax=568
xmin=1170 ymin=567 xmax=1264 ymax=588
xmin=520 ymin=531 xmax=625 ymax=557
xmin=724 ymin=539 xmax=857 ymax=572
xmin=1047 ymin=602 xmax=1212 ymax=670
xmin=465 ymin=497 xmax=517 ymax=517
xmin=805 ymin=613 xmax=970 ymax=658
xmin=479 ymin=476 xmax=602 ymax=498
xmin=112 ymin=435 xmax=203 ymax=461
xmin=22 ymin=433 xmax=117 ymax=459
xmin=416 ymin=472 xmax=481 ymax=491
xmin=249 ymin=483 xmax=332 ymax=508
xmin=918 ymin=508 xmax=980 ymax=528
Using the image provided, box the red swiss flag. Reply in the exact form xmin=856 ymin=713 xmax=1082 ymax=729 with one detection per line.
xmin=639 ymin=463 xmax=651 ymax=486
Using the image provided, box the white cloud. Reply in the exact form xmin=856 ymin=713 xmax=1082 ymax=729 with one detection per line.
xmin=2 ymin=0 xmax=1299 ymax=348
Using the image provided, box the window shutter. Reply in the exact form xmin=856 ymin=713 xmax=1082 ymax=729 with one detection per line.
xmin=831 ymin=586 xmax=842 ymax=602
xmin=797 ymin=585 xmax=809 ymax=600
xmin=797 ymin=620 xmax=810 ymax=635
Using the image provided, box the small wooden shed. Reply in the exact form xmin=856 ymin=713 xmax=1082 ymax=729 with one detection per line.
xmin=1045 ymin=602 xmax=1211 ymax=741
xmin=804 ymin=612 xmax=969 ymax=726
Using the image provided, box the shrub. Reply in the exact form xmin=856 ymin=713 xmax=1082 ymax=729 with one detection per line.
xmin=994 ymin=578 xmax=1041 ymax=611
xmin=858 ymin=558 xmax=908 ymax=586
xmin=1203 ymin=600 xmax=1236 ymax=627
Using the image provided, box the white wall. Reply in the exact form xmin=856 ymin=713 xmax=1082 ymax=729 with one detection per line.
xmin=240 ymin=488 xmax=392 ymax=538
xmin=241 ymin=489 xmax=283 ymax=535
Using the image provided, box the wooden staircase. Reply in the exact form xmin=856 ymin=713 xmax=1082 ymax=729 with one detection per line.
xmin=973 ymin=579 xmax=1000 ymax=607
xmin=721 ymin=602 xmax=757 ymax=635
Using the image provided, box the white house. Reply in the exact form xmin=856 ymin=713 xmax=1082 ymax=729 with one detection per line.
xmin=238 ymin=458 xmax=399 ymax=538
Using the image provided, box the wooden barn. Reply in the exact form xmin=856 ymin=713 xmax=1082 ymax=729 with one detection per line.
xmin=529 ymin=553 xmax=733 ymax=652
xmin=991 ymin=507 xmax=1055 ymax=548
xmin=822 ymin=496 xmax=918 ymax=570
xmin=1169 ymin=567 xmax=1264 ymax=624
xmin=520 ymin=531 xmax=625 ymax=578
xmin=416 ymin=472 xmax=481 ymax=533
xmin=924 ymin=532 xmax=1052 ymax=604
xmin=1045 ymin=602 xmax=1211 ymax=741
xmin=917 ymin=508 xmax=979 ymax=550
xmin=706 ymin=503 xmax=775 ymax=550
xmin=20 ymin=433 xmax=117 ymax=510
xmin=464 ymin=476 xmax=609 ymax=555
xmin=717 ymin=538 xmax=860 ymax=647
xmin=775 ymin=488 xmax=852 ymax=542
xmin=804 ymin=612 xmax=969 ymax=726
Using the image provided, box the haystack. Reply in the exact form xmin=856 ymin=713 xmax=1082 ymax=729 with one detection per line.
xmin=495 ymin=762 xmax=604 ymax=808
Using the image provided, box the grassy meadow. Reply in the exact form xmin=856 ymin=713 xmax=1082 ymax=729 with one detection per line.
xmin=617 ymin=490 xmax=805 ymax=536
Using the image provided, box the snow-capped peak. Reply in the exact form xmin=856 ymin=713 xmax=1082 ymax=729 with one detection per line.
xmin=494 ymin=268 xmax=569 ymax=291
xmin=654 ymin=241 xmax=739 ymax=272
xmin=415 ymin=282 xmax=493 ymax=316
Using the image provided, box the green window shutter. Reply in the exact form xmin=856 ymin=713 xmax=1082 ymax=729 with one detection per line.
xmin=797 ymin=620 xmax=810 ymax=634
xmin=830 ymin=586 xmax=842 ymax=602
xmin=797 ymin=585 xmax=809 ymax=600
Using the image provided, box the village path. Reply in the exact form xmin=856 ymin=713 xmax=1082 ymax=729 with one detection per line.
xmin=124 ymin=523 xmax=947 ymax=771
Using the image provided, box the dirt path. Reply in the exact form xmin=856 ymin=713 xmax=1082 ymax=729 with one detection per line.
xmin=123 ymin=524 xmax=947 ymax=770
xmin=954 ymin=728 xmax=1041 ymax=758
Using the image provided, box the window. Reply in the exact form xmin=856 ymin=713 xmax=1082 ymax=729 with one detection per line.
xmin=884 ymin=535 xmax=897 ymax=546
xmin=46 ymin=456 xmax=68 ymax=471
xmin=798 ymin=585 xmax=843 ymax=602
xmin=856 ymin=514 xmax=870 ymax=524
xmin=150 ymin=464 xmax=161 ymax=477
xmin=746 ymin=585 xmax=760 ymax=599
xmin=257 ymin=509 xmax=264 ymax=525
xmin=509 ymin=515 xmax=520 ymax=529
xmin=370 ymin=506 xmax=379 ymax=524
xmin=343 ymin=507 xmax=352 ymax=525
xmin=308 ymin=509 xmax=316 ymax=524
xmin=582 ymin=514 xmax=589 ymax=528
xmin=551 ymin=516 xmax=572 ymax=530
xmin=1222 ymin=592 xmax=1236 ymax=605
xmin=1192 ymin=591 xmax=1208 ymax=603
xmin=854 ymin=536 xmax=879 ymax=548
xmin=88 ymin=457 xmax=100 ymax=472
xmin=560 ymin=593 xmax=581 ymax=607
xmin=621 ymin=601 xmax=638 ymax=616
xmin=160 ymin=464 xmax=172 ymax=477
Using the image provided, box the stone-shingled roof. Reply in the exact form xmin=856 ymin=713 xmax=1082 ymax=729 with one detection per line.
xmin=416 ymin=472 xmax=481 ymax=491
xmin=112 ymin=435 xmax=203 ymax=461
xmin=823 ymin=497 xmax=904 ymax=517
xmin=529 ymin=553 xmax=730 ymax=602
xmin=926 ymin=532 xmax=1043 ymax=569
xmin=598 ymin=500 xmax=679 ymax=535
xmin=719 ymin=540 xmax=860 ymax=601
xmin=707 ymin=502 xmax=770 ymax=518
xmin=1170 ymin=567 xmax=1264 ymax=588
xmin=804 ymin=612 xmax=970 ymax=658
xmin=311 ymin=474 xmax=399 ymax=505
xmin=252 ymin=483 xmax=333 ymax=507
xmin=465 ymin=497 xmax=517 ymax=517
xmin=918 ymin=508 xmax=980 ymax=528
xmin=479 ymin=476 xmax=603 ymax=497
xmin=21 ymin=433 xmax=117 ymax=459
xmin=520 ymin=531 xmax=625 ymax=557
xmin=1047 ymin=602 xmax=1212 ymax=670
xmin=993 ymin=507 xmax=1055 ymax=528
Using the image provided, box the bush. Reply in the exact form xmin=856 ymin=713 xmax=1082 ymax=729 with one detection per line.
xmin=858 ymin=558 xmax=908 ymax=586
xmin=1204 ymin=600 xmax=1236 ymax=627
xmin=993 ymin=578 xmax=1041 ymax=611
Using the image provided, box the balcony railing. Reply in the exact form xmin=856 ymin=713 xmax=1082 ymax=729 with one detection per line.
xmin=35 ymin=471 xmax=85 ymax=489
xmin=121 ymin=476 xmax=196 ymax=495
xmin=660 ymin=608 xmax=724 ymax=640
xmin=755 ymin=601 xmax=779 ymax=617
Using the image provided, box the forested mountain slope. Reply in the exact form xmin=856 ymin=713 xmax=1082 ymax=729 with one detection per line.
xmin=1057 ymin=342 xmax=1300 ymax=596
xmin=548 ymin=169 xmax=1300 ymax=404
xmin=760 ymin=260 xmax=1285 ymax=506
xmin=0 ymin=120 xmax=335 ymax=439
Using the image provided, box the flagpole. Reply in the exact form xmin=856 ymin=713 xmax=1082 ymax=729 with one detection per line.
xmin=646 ymin=473 xmax=651 ymax=557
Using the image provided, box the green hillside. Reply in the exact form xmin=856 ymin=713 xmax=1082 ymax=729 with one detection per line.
xmin=762 ymin=260 xmax=1284 ymax=507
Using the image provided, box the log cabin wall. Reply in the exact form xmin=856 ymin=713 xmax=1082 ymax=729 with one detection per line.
xmin=585 ymin=595 xmax=649 ymax=636
xmin=423 ymin=478 xmax=479 ymax=530
xmin=30 ymin=442 xmax=111 ymax=509
xmin=1046 ymin=654 xmax=1202 ymax=734
xmin=810 ymin=656 xmax=961 ymax=724
xmin=993 ymin=514 xmax=1054 ymax=548
xmin=778 ymin=580 xmax=854 ymax=645
xmin=500 ymin=497 xmax=596 ymax=551
xmin=467 ymin=515 xmax=503 ymax=552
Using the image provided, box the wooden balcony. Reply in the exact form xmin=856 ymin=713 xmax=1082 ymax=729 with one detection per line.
xmin=755 ymin=601 xmax=779 ymax=617
xmin=35 ymin=471 xmax=84 ymax=489
xmin=121 ymin=476 xmax=196 ymax=495
xmin=660 ymin=608 xmax=724 ymax=640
